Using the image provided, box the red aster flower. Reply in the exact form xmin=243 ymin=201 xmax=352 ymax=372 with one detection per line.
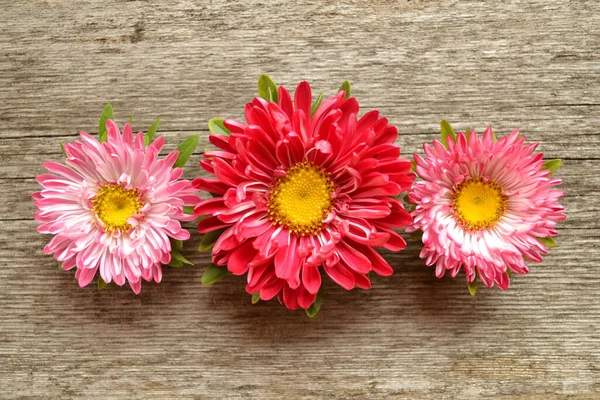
xmin=194 ymin=77 xmax=414 ymax=314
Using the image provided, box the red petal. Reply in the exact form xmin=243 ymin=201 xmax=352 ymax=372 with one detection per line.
xmin=296 ymin=286 xmax=317 ymax=309
xmin=197 ymin=215 xmax=230 ymax=233
xmin=278 ymin=86 xmax=294 ymax=119
xmin=337 ymin=241 xmax=371 ymax=274
xmin=294 ymin=81 xmax=312 ymax=118
xmin=194 ymin=197 xmax=226 ymax=216
xmin=209 ymin=134 xmax=234 ymax=153
xmin=323 ymin=263 xmax=355 ymax=290
xmin=192 ymin=178 xmax=229 ymax=195
xmin=260 ymin=278 xmax=285 ymax=301
xmin=228 ymin=241 xmax=256 ymax=276
xmin=274 ymin=237 xmax=301 ymax=280
xmin=353 ymin=272 xmax=372 ymax=290
xmin=281 ymin=284 xmax=299 ymax=310
xmin=302 ymin=264 xmax=322 ymax=294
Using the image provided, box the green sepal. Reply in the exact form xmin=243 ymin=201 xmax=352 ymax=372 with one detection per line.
xmin=411 ymin=159 xmax=417 ymax=172
xmin=98 ymin=278 xmax=107 ymax=290
xmin=339 ymin=80 xmax=351 ymax=99
xmin=440 ymin=120 xmax=456 ymax=148
xmin=311 ymin=92 xmax=324 ymax=116
xmin=60 ymin=142 xmax=67 ymax=157
xmin=58 ymin=262 xmax=63 ymax=270
xmin=258 ymin=74 xmax=278 ymax=103
xmin=128 ymin=115 xmax=134 ymax=123
xmin=465 ymin=129 xmax=472 ymax=141
xmin=251 ymin=292 xmax=261 ymax=304
xmin=98 ymin=104 xmax=114 ymax=143
xmin=542 ymin=159 xmax=562 ymax=176
xmin=173 ymin=135 xmax=200 ymax=168
xmin=144 ymin=118 xmax=161 ymax=147
xmin=183 ymin=205 xmax=195 ymax=215
xmin=538 ymin=236 xmax=556 ymax=247
xmin=198 ymin=228 xmax=226 ymax=252
xmin=208 ymin=117 xmax=231 ymax=135
xmin=305 ymin=292 xmax=323 ymax=318
xmin=467 ymin=277 xmax=477 ymax=296
xmin=202 ymin=264 xmax=228 ymax=286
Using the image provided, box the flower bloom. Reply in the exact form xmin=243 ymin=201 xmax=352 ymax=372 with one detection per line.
xmin=33 ymin=120 xmax=200 ymax=293
xmin=195 ymin=81 xmax=415 ymax=310
xmin=407 ymin=127 xmax=565 ymax=289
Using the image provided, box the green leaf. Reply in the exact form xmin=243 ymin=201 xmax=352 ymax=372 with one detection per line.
xmin=202 ymin=264 xmax=228 ymax=286
xmin=251 ymin=292 xmax=261 ymax=304
xmin=305 ymin=292 xmax=323 ymax=318
xmin=268 ymin=87 xmax=276 ymax=102
xmin=144 ymin=118 xmax=161 ymax=146
xmin=339 ymin=80 xmax=351 ymax=99
xmin=58 ymin=262 xmax=63 ymax=270
xmin=258 ymin=74 xmax=278 ymax=103
xmin=467 ymin=278 xmax=477 ymax=296
xmin=98 ymin=104 xmax=114 ymax=143
xmin=465 ymin=129 xmax=471 ymax=141
xmin=98 ymin=278 xmax=107 ymax=290
xmin=173 ymin=134 xmax=200 ymax=168
xmin=440 ymin=120 xmax=456 ymax=148
xmin=170 ymin=238 xmax=183 ymax=252
xmin=60 ymin=142 xmax=67 ymax=157
xmin=310 ymin=92 xmax=324 ymax=116
xmin=183 ymin=205 xmax=195 ymax=215
xmin=538 ymin=236 xmax=556 ymax=247
xmin=491 ymin=129 xmax=497 ymax=142
xmin=198 ymin=228 xmax=226 ymax=252
xmin=167 ymin=258 xmax=184 ymax=268
xmin=411 ymin=159 xmax=417 ymax=172
xmin=208 ymin=117 xmax=231 ymax=135
xmin=171 ymin=250 xmax=193 ymax=266
xmin=542 ymin=159 xmax=562 ymax=176
xmin=128 ymin=115 xmax=134 ymax=123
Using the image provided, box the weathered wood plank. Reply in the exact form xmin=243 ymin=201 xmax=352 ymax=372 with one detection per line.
xmin=0 ymin=1 xmax=598 ymax=136
xmin=0 ymin=223 xmax=598 ymax=399
xmin=0 ymin=0 xmax=598 ymax=398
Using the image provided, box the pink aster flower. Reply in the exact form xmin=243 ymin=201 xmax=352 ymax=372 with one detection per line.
xmin=407 ymin=125 xmax=565 ymax=291
xmin=33 ymin=120 xmax=200 ymax=293
xmin=194 ymin=79 xmax=415 ymax=311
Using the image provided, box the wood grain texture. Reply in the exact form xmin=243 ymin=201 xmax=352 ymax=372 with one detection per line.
xmin=1 ymin=0 xmax=598 ymax=399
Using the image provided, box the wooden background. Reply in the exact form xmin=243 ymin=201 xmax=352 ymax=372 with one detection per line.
xmin=1 ymin=0 xmax=598 ymax=398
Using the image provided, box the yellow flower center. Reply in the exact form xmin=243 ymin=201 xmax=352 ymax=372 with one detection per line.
xmin=268 ymin=161 xmax=334 ymax=236
xmin=452 ymin=177 xmax=507 ymax=231
xmin=91 ymin=184 xmax=143 ymax=232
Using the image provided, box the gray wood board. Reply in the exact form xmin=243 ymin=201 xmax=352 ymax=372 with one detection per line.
xmin=0 ymin=0 xmax=598 ymax=399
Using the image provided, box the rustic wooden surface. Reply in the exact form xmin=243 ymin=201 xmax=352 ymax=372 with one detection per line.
xmin=1 ymin=0 xmax=598 ymax=399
